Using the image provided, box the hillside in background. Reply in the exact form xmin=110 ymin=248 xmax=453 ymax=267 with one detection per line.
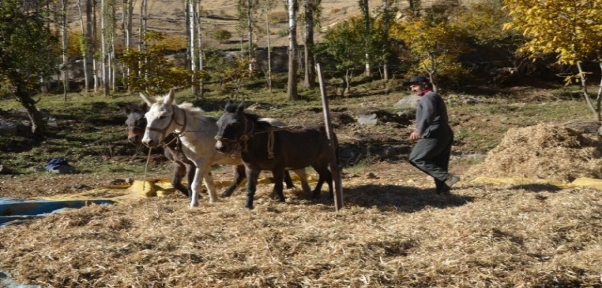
xmin=66 ymin=0 xmax=485 ymax=50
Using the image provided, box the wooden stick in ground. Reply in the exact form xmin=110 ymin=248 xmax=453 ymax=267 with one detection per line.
xmin=316 ymin=63 xmax=344 ymax=210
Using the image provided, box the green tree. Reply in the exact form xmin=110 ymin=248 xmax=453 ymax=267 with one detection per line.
xmin=0 ymin=0 xmax=60 ymax=137
xmin=450 ymin=1 xmax=524 ymax=87
xmin=503 ymin=0 xmax=602 ymax=121
xmin=121 ymin=32 xmax=208 ymax=94
xmin=319 ymin=16 xmax=371 ymax=96
xmin=390 ymin=15 xmax=470 ymax=92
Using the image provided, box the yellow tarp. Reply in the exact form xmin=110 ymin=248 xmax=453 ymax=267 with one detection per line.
xmin=41 ymin=175 xmax=317 ymax=202
xmin=471 ymin=176 xmax=602 ymax=190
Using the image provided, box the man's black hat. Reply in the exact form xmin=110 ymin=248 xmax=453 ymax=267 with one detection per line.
xmin=403 ymin=76 xmax=430 ymax=86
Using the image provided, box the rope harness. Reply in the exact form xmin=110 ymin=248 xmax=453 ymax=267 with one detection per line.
xmin=145 ymin=105 xmax=187 ymax=142
xmin=216 ymin=114 xmax=287 ymax=159
xmin=142 ymin=106 xmax=188 ymax=189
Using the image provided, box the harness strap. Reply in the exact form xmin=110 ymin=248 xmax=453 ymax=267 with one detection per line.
xmin=267 ymin=130 xmax=275 ymax=159
xmin=216 ymin=115 xmax=284 ymax=159
xmin=145 ymin=105 xmax=187 ymax=142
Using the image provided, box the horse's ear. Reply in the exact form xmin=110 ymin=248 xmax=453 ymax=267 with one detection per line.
xmin=236 ymin=101 xmax=245 ymax=113
xmin=140 ymin=93 xmax=154 ymax=106
xmin=140 ymin=102 xmax=149 ymax=111
xmin=224 ymin=100 xmax=233 ymax=111
xmin=118 ymin=103 xmax=131 ymax=114
xmin=164 ymin=88 xmax=175 ymax=105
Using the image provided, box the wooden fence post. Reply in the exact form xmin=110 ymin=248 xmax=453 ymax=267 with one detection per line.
xmin=316 ymin=63 xmax=344 ymax=210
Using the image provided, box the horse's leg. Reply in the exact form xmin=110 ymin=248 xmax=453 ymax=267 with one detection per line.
xmin=184 ymin=161 xmax=196 ymax=199
xmin=164 ymin=148 xmax=189 ymax=198
xmin=245 ymin=168 xmax=261 ymax=209
xmin=283 ymin=170 xmax=294 ymax=189
xmin=201 ymin=166 xmax=218 ymax=203
xmin=292 ymin=168 xmax=311 ymax=194
xmin=272 ymin=168 xmax=286 ymax=202
xmin=189 ymin=166 xmax=203 ymax=207
xmin=171 ymin=162 xmax=189 ymax=198
xmin=310 ymin=164 xmax=332 ymax=198
xmin=221 ymin=165 xmax=245 ymax=198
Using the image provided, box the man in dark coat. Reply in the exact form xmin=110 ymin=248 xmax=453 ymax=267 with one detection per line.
xmin=404 ymin=76 xmax=459 ymax=195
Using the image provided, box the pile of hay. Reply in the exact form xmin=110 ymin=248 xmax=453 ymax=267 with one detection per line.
xmin=465 ymin=122 xmax=602 ymax=182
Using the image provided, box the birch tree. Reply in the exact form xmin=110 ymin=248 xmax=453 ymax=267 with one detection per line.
xmin=188 ymin=0 xmax=199 ymax=97
xmin=76 ymin=0 xmax=90 ymax=92
xmin=60 ymin=0 xmax=69 ymax=100
xmin=358 ymin=0 xmax=371 ymax=76
xmin=262 ymin=0 xmax=278 ymax=93
xmin=122 ymin=0 xmax=134 ymax=91
xmin=287 ymin=0 xmax=299 ymax=100
xmin=302 ymin=0 xmax=320 ymax=90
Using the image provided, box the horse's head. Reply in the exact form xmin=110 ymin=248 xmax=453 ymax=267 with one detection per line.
xmin=215 ymin=101 xmax=247 ymax=153
xmin=140 ymin=89 xmax=178 ymax=148
xmin=119 ymin=102 xmax=148 ymax=144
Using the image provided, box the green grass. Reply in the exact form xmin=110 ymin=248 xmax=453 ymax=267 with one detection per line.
xmin=0 ymin=81 xmax=596 ymax=175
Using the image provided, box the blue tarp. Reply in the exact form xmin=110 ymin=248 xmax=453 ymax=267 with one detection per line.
xmin=0 ymin=271 xmax=40 ymax=288
xmin=0 ymin=198 xmax=116 ymax=226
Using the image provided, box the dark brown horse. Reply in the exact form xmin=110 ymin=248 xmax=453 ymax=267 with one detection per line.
xmin=215 ymin=101 xmax=338 ymax=209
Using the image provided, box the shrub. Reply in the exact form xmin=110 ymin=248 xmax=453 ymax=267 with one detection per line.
xmin=213 ymin=29 xmax=233 ymax=44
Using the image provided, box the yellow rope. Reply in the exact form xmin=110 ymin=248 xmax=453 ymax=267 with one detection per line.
xmin=143 ymin=147 xmax=152 ymax=191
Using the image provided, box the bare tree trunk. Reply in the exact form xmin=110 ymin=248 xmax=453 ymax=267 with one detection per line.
xmin=185 ymin=0 xmax=191 ymax=69
xmin=123 ymin=0 xmax=133 ymax=91
xmin=247 ymin=0 xmax=254 ymax=72
xmin=139 ymin=0 xmax=147 ymax=52
xmin=76 ymin=0 xmax=90 ymax=93
xmin=359 ymin=0 xmax=371 ymax=76
xmin=197 ymin=0 xmax=204 ymax=98
xmin=189 ymin=0 xmax=199 ymax=97
xmin=101 ymin=0 xmax=109 ymax=96
xmin=577 ymin=62 xmax=601 ymax=122
xmin=91 ymin=0 xmax=99 ymax=91
xmin=287 ymin=0 xmax=299 ymax=100
xmin=139 ymin=0 xmax=148 ymax=81
xmin=61 ymin=0 xmax=69 ymax=100
xmin=596 ymin=62 xmax=602 ymax=122
xmin=13 ymin=84 xmax=46 ymax=137
xmin=381 ymin=0 xmax=393 ymax=80
xmin=303 ymin=0 xmax=317 ymax=90
xmin=110 ymin=31 xmax=116 ymax=91
xmin=107 ymin=0 xmax=116 ymax=92
xmin=265 ymin=8 xmax=272 ymax=94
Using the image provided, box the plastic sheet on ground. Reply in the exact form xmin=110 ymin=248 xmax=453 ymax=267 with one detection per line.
xmin=0 ymin=175 xmax=315 ymax=227
xmin=0 ymin=198 xmax=116 ymax=226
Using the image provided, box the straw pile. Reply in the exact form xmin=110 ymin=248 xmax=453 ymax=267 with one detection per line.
xmin=465 ymin=122 xmax=602 ymax=182
xmin=1 ymin=174 xmax=602 ymax=287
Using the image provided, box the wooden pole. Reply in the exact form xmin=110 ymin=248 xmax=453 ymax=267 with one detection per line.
xmin=316 ymin=63 xmax=344 ymax=210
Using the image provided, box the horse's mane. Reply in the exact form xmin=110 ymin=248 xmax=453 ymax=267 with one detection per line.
xmin=224 ymin=102 xmax=272 ymax=128
xmin=178 ymin=102 xmax=206 ymax=119
xmin=151 ymin=95 xmax=205 ymax=119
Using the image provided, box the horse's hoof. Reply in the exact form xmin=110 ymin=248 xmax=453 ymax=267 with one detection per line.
xmin=220 ymin=192 xmax=231 ymax=198
xmin=278 ymin=197 xmax=286 ymax=203
xmin=245 ymin=203 xmax=254 ymax=209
